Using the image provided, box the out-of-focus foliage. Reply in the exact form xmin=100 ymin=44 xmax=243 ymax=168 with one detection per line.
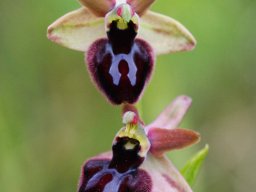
xmin=0 ymin=0 xmax=256 ymax=192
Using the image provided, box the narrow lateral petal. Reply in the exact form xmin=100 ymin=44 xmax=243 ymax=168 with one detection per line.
xmin=47 ymin=8 xmax=105 ymax=52
xmin=148 ymin=128 xmax=200 ymax=157
xmin=139 ymin=11 xmax=196 ymax=55
xmin=146 ymin=96 xmax=192 ymax=131
xmin=79 ymin=0 xmax=115 ymax=17
xmin=127 ymin=0 xmax=155 ymax=15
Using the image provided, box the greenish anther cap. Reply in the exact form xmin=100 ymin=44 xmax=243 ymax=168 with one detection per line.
xmin=115 ymin=111 xmax=150 ymax=157
xmin=117 ymin=4 xmax=133 ymax=23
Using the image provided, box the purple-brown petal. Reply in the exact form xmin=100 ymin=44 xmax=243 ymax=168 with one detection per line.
xmin=148 ymin=128 xmax=200 ymax=157
xmin=127 ymin=0 xmax=155 ymax=16
xmin=86 ymin=37 xmax=154 ymax=104
xmin=79 ymin=0 xmax=115 ymax=17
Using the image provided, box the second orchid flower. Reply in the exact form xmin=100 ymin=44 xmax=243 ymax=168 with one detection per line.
xmin=78 ymin=95 xmax=200 ymax=192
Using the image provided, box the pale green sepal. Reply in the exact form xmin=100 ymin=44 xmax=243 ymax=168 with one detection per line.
xmin=181 ymin=144 xmax=209 ymax=187
xmin=47 ymin=8 xmax=105 ymax=52
xmin=139 ymin=11 xmax=196 ymax=55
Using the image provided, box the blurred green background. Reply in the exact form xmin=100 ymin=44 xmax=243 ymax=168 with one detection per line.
xmin=1 ymin=0 xmax=256 ymax=191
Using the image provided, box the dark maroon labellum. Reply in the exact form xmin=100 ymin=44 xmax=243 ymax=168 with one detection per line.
xmin=87 ymin=21 xmax=154 ymax=104
xmin=78 ymin=137 xmax=152 ymax=192
xmin=110 ymin=137 xmax=144 ymax=173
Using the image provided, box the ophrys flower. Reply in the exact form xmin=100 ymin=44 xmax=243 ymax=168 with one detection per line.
xmin=48 ymin=0 xmax=196 ymax=104
xmin=78 ymin=96 xmax=200 ymax=191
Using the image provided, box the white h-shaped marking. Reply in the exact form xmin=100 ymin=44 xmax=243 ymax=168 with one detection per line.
xmin=106 ymin=44 xmax=139 ymax=86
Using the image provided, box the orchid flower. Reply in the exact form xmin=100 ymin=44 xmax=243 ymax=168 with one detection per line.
xmin=47 ymin=0 xmax=196 ymax=105
xmin=78 ymin=96 xmax=200 ymax=192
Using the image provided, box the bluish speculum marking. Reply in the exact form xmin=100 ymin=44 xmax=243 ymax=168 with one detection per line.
xmin=87 ymin=20 xmax=153 ymax=104
xmin=104 ymin=44 xmax=138 ymax=86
